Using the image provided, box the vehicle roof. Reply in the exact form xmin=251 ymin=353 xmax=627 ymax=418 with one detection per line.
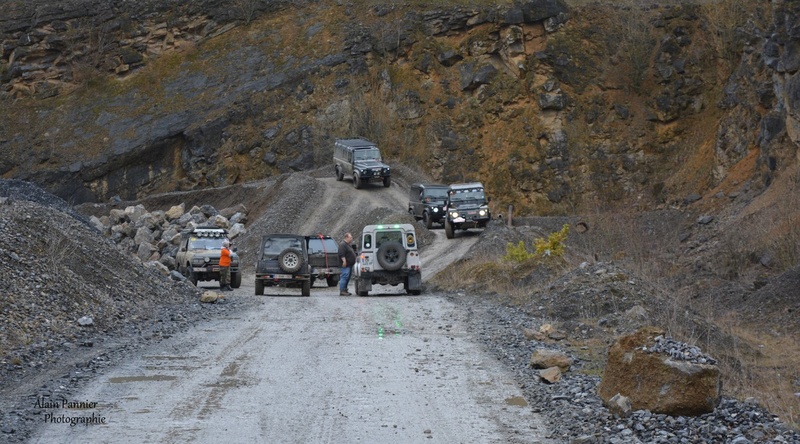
xmin=412 ymin=183 xmax=447 ymax=189
xmin=336 ymin=138 xmax=378 ymax=148
xmin=261 ymin=233 xmax=305 ymax=239
xmin=362 ymin=223 xmax=416 ymax=232
xmin=448 ymin=182 xmax=485 ymax=190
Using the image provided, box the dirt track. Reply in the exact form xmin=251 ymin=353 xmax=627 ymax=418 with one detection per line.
xmin=25 ymin=171 xmax=553 ymax=443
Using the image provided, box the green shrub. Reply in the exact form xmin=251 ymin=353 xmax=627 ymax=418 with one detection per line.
xmin=504 ymin=241 xmax=536 ymax=263
xmin=534 ymin=224 xmax=570 ymax=257
xmin=504 ymin=224 xmax=570 ymax=263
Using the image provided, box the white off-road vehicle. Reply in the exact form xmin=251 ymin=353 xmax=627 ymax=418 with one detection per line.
xmin=353 ymin=223 xmax=422 ymax=296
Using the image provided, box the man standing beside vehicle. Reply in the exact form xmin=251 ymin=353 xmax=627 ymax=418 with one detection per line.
xmin=219 ymin=240 xmax=233 ymax=291
xmin=338 ymin=232 xmax=356 ymax=296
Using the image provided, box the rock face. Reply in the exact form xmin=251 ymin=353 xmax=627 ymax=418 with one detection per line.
xmin=597 ymin=327 xmax=721 ymax=416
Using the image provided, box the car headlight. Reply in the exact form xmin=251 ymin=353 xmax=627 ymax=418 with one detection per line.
xmin=204 ymin=257 xmax=210 ymax=263
xmin=451 ymin=211 xmax=459 ymax=218
xmin=479 ymin=209 xmax=487 ymax=216
xmin=432 ymin=208 xmax=438 ymax=213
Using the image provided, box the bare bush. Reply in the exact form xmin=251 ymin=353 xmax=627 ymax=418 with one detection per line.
xmin=698 ymin=0 xmax=751 ymax=68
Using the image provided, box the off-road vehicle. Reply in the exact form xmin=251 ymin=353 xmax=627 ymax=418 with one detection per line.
xmin=255 ymin=234 xmax=312 ymax=296
xmin=353 ymin=224 xmax=422 ymax=296
xmin=176 ymin=226 xmax=241 ymax=288
xmin=444 ymin=182 xmax=491 ymax=239
xmin=408 ymin=183 xmax=449 ymax=229
xmin=305 ymin=234 xmax=340 ymax=287
xmin=333 ymin=138 xmax=391 ymax=189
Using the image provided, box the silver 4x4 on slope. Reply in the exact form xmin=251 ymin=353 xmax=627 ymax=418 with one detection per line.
xmin=444 ymin=182 xmax=491 ymax=239
xmin=175 ymin=226 xmax=241 ymax=288
xmin=353 ymin=223 xmax=422 ymax=296
xmin=255 ymin=234 xmax=312 ymax=296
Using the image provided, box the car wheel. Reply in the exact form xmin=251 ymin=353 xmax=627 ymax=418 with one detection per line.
xmin=355 ymin=279 xmax=368 ymax=297
xmin=353 ymin=173 xmax=362 ymax=189
xmin=301 ymin=279 xmax=311 ymax=297
xmin=423 ymin=212 xmax=432 ymax=229
xmin=255 ymin=279 xmax=264 ymax=296
xmin=188 ymin=266 xmax=198 ymax=285
xmin=232 ymin=272 xmax=242 ymax=288
xmin=445 ymin=220 xmax=454 ymax=239
xmin=278 ymin=248 xmax=304 ymax=273
xmin=383 ymin=176 xmax=391 ymax=187
xmin=326 ymin=275 xmax=339 ymax=287
xmin=376 ymin=241 xmax=406 ymax=271
xmin=336 ymin=165 xmax=343 ymax=181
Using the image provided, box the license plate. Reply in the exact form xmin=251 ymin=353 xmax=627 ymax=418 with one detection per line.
xmin=212 ymin=267 xmax=220 ymax=272
xmin=273 ymin=274 xmax=292 ymax=279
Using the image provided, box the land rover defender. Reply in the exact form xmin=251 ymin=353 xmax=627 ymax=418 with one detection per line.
xmin=333 ymin=138 xmax=391 ymax=189
xmin=408 ymin=183 xmax=449 ymax=229
xmin=353 ymin=224 xmax=422 ymax=296
xmin=444 ymin=182 xmax=491 ymax=239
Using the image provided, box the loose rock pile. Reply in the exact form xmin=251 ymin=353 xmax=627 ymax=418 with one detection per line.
xmin=645 ymin=334 xmax=718 ymax=366
xmin=88 ymin=201 xmax=248 ymax=272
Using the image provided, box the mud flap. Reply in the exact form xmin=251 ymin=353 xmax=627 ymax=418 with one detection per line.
xmin=407 ymin=272 xmax=421 ymax=290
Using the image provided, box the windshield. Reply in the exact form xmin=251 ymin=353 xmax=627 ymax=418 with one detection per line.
xmin=307 ymin=238 xmax=337 ymax=254
xmin=354 ymin=148 xmax=381 ymax=161
xmin=424 ymin=188 xmax=449 ymax=200
xmin=449 ymin=188 xmax=485 ymax=203
xmin=263 ymin=237 xmax=303 ymax=255
xmin=188 ymin=237 xmax=226 ymax=250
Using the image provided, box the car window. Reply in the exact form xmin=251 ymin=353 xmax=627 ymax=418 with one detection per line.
xmin=188 ymin=237 xmax=225 ymax=250
xmin=375 ymin=231 xmax=402 ymax=248
xmin=263 ymin=238 xmax=302 ymax=254
xmin=363 ymin=234 xmax=372 ymax=250
xmin=354 ymin=148 xmax=381 ymax=161
xmin=425 ymin=188 xmax=449 ymax=200
xmin=308 ymin=238 xmax=337 ymax=254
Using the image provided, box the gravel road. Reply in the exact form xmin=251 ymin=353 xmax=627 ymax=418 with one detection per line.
xmin=28 ymin=280 xmax=553 ymax=444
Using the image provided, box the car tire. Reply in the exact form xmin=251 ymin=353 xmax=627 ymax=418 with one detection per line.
xmin=383 ymin=176 xmax=391 ymax=187
xmin=326 ymin=275 xmax=339 ymax=287
xmin=423 ymin=212 xmax=432 ymax=229
xmin=355 ymin=279 xmax=369 ymax=297
xmin=336 ymin=166 xmax=343 ymax=181
xmin=376 ymin=241 xmax=406 ymax=271
xmin=353 ymin=173 xmax=362 ymax=189
xmin=188 ymin=266 xmax=198 ymax=286
xmin=255 ymin=280 xmax=264 ymax=296
xmin=445 ymin=220 xmax=454 ymax=239
xmin=232 ymin=271 xmax=242 ymax=288
xmin=301 ymin=279 xmax=311 ymax=297
xmin=278 ymin=248 xmax=304 ymax=273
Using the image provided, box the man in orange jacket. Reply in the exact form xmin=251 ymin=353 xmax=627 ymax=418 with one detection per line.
xmin=219 ymin=240 xmax=233 ymax=291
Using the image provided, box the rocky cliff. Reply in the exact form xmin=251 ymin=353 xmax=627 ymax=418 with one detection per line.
xmin=1 ymin=0 xmax=799 ymax=216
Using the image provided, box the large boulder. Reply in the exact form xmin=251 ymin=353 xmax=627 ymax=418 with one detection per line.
xmin=597 ymin=327 xmax=721 ymax=416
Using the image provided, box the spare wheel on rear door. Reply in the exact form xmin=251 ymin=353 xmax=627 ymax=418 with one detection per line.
xmin=376 ymin=241 xmax=406 ymax=271
xmin=278 ymin=248 xmax=304 ymax=273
